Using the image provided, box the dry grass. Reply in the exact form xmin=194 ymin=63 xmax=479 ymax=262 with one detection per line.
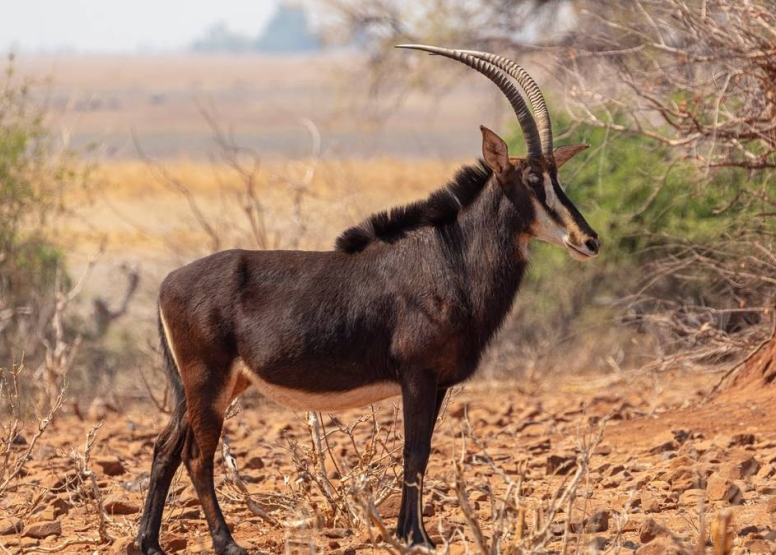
xmin=63 ymin=157 xmax=462 ymax=256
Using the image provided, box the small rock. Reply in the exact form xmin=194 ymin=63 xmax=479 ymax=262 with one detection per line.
xmin=738 ymin=525 xmax=759 ymax=537
xmin=359 ymin=528 xmax=383 ymax=544
xmin=766 ymin=496 xmax=776 ymax=513
xmin=635 ymin=538 xmax=682 ymax=555
xmin=742 ymin=539 xmax=771 ymax=552
xmin=756 ymin=463 xmax=775 ymax=480
xmin=0 ymin=517 xmax=23 ymax=535
xmin=527 ymin=438 xmax=551 ymax=454
xmin=50 ymin=496 xmax=71 ymax=518
xmin=175 ymin=508 xmax=201 ymax=520
xmin=23 ymin=520 xmax=61 ymax=539
xmin=163 ymin=535 xmax=188 ymax=552
xmin=245 ymin=456 xmax=264 ymax=470
xmin=586 ymin=510 xmax=609 ymax=533
xmin=679 ymin=488 xmax=706 ymax=507
xmin=608 ymin=464 xmax=625 ymax=476
xmin=730 ymin=433 xmax=756 ymax=447
xmin=104 ymin=495 xmax=141 ymax=515
xmin=379 ymin=493 xmax=402 ymax=519
xmin=640 ymin=491 xmax=661 ymax=513
xmin=738 ymin=455 xmax=761 ymax=478
xmin=110 ymin=537 xmax=143 ymax=555
xmin=648 ymin=434 xmax=678 ymax=454
xmin=96 ymin=456 xmax=127 ymax=476
xmin=323 ymin=528 xmax=352 ymax=539
xmin=546 ymin=454 xmax=577 ymax=475
xmin=671 ymin=429 xmax=691 ymax=444
xmin=649 ymin=439 xmax=679 ymax=455
xmin=620 ymin=517 xmax=642 ymax=532
xmin=449 ymin=404 xmax=468 ymax=419
xmin=706 ymin=473 xmax=743 ymax=504
xmin=178 ymin=492 xmax=200 ymax=507
xmin=639 ymin=518 xmax=669 ymax=544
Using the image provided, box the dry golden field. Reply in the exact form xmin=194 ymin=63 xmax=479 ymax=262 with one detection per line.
xmin=16 ymin=53 xmax=509 ymax=161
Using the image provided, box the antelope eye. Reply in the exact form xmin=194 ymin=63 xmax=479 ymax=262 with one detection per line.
xmin=526 ymin=174 xmax=546 ymax=203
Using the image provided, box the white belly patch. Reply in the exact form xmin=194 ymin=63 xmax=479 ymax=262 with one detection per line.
xmin=233 ymin=360 xmax=401 ymax=412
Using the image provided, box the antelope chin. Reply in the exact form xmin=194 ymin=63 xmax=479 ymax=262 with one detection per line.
xmin=564 ymin=239 xmax=596 ymax=261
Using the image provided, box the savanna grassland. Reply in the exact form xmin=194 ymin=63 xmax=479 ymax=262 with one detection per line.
xmin=2 ymin=54 xmax=775 ymax=555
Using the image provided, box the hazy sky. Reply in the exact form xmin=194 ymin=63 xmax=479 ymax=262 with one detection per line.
xmin=2 ymin=0 xmax=279 ymax=53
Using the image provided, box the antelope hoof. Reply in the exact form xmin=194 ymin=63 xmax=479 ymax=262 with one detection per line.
xmin=138 ymin=542 xmax=166 ymax=555
xmin=396 ymin=529 xmax=435 ymax=551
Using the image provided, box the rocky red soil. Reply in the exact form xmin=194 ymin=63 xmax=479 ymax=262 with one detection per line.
xmin=1 ymin=364 xmax=775 ymax=554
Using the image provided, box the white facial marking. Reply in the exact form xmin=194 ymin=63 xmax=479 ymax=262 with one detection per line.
xmin=233 ymin=359 xmax=401 ymax=412
xmin=541 ymin=173 xmax=559 ymax=208
xmin=531 ymin=173 xmax=568 ymax=248
xmin=530 ymin=172 xmax=595 ymax=260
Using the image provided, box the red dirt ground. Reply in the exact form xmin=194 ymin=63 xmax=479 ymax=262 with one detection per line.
xmin=2 ymin=360 xmax=775 ymax=555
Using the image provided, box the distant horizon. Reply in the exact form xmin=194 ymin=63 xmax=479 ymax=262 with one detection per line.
xmin=1 ymin=0 xmax=282 ymax=54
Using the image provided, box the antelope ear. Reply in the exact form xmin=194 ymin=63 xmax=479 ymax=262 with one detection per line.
xmin=480 ymin=125 xmax=509 ymax=174
xmin=553 ymin=144 xmax=589 ymax=168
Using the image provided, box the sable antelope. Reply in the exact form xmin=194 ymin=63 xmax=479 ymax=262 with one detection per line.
xmin=137 ymin=45 xmax=600 ymax=555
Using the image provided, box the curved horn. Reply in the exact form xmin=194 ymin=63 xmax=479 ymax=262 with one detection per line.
xmin=460 ymin=50 xmax=553 ymax=156
xmin=396 ymin=44 xmax=542 ymax=159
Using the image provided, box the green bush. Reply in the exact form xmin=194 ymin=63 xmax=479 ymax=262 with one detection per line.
xmin=493 ymin=112 xmax=763 ymax=375
xmin=0 ymin=55 xmax=84 ymax=369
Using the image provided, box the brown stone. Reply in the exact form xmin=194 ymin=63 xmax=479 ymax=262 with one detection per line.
xmin=379 ymin=493 xmax=402 ymax=519
xmin=738 ymin=455 xmax=761 ymax=478
xmin=679 ymin=488 xmax=705 ymax=507
xmin=178 ymin=492 xmax=200 ymax=507
xmin=756 ymin=463 xmax=775 ymax=480
xmin=245 ymin=455 xmax=265 ymax=470
xmin=0 ymin=517 xmax=23 ymax=535
xmin=95 ymin=456 xmax=127 ymax=476
xmin=620 ymin=517 xmax=642 ymax=533
xmin=742 ymin=539 xmax=772 ymax=552
xmin=586 ymin=510 xmax=609 ymax=533
xmin=163 ymin=535 xmax=188 ymax=552
xmin=706 ymin=473 xmax=743 ymax=504
xmin=635 ymin=538 xmax=682 ymax=555
xmin=639 ymin=518 xmax=669 ymax=544
xmin=729 ymin=433 xmax=756 ymax=447
xmin=648 ymin=433 xmax=678 ymax=454
xmin=104 ymin=495 xmax=141 ymax=515
xmin=546 ymin=453 xmax=577 ymax=475
xmin=23 ymin=520 xmax=61 ymax=539
xmin=50 ymin=496 xmax=71 ymax=518
xmin=640 ymin=491 xmax=661 ymax=513
xmin=766 ymin=496 xmax=776 ymax=513
xmin=110 ymin=537 xmax=143 ymax=555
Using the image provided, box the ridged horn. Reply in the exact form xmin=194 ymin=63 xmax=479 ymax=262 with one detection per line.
xmin=460 ymin=50 xmax=553 ymax=156
xmin=396 ymin=44 xmax=542 ymax=159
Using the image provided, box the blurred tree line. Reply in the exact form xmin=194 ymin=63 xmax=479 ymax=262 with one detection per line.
xmin=191 ymin=3 xmax=320 ymax=54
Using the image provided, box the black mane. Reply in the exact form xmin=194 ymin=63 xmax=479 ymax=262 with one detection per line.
xmin=335 ymin=160 xmax=493 ymax=253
